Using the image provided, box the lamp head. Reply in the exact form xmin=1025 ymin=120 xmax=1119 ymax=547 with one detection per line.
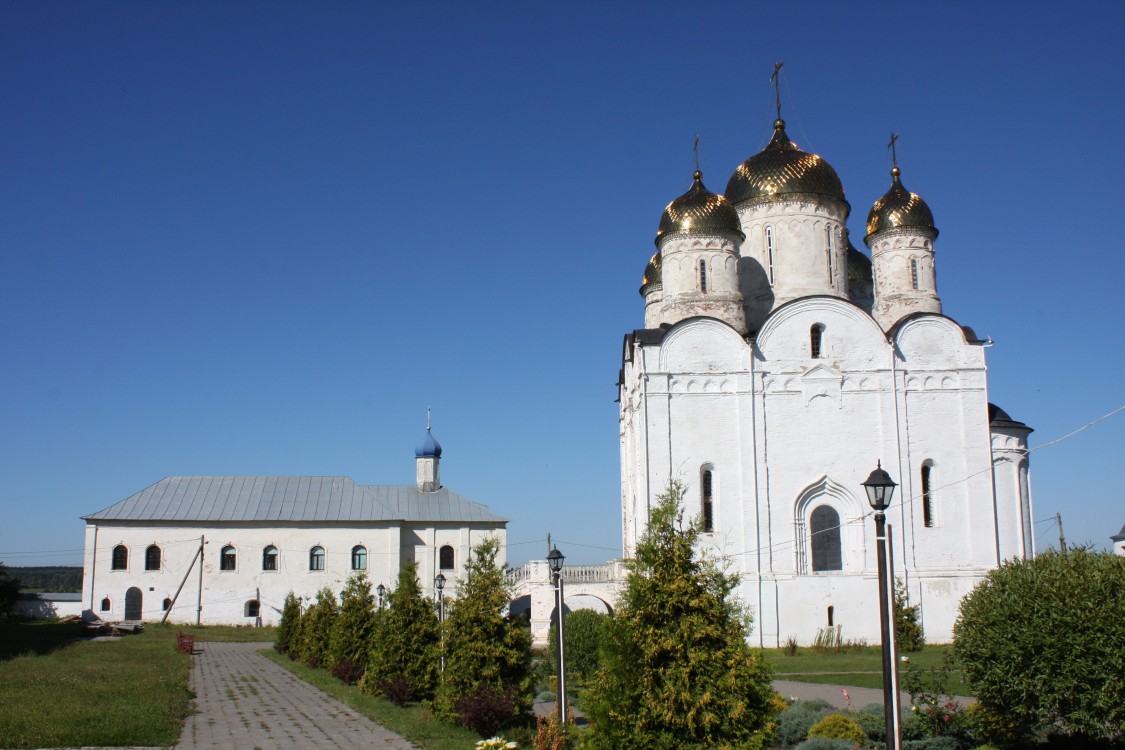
xmin=547 ymin=545 xmax=565 ymax=574
xmin=434 ymin=572 xmax=446 ymax=591
xmin=376 ymin=583 xmax=386 ymax=598
xmin=863 ymin=461 xmax=897 ymax=511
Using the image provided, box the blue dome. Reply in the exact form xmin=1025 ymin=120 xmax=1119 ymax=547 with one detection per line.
xmin=415 ymin=428 xmax=442 ymax=458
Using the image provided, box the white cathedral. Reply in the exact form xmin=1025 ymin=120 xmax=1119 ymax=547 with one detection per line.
xmin=618 ymin=115 xmax=1034 ymax=646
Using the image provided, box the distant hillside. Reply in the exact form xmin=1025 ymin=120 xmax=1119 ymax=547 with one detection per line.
xmin=8 ymin=566 xmax=83 ymax=593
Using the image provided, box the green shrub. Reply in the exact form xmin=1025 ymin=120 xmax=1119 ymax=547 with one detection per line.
xmin=895 ymin=578 xmax=925 ymax=652
xmin=547 ymin=608 xmax=606 ymax=679
xmin=852 ymin=703 xmax=885 ymax=742
xmin=274 ymin=592 xmax=301 ymax=653
xmin=327 ymin=574 xmax=377 ymax=675
xmin=793 ymin=739 xmax=855 ymax=750
xmin=298 ymin=587 xmax=337 ymax=666
xmin=775 ymin=700 xmax=832 ymax=746
xmin=954 ymin=548 xmax=1125 ymax=747
xmin=807 ymin=713 xmax=866 ymax=743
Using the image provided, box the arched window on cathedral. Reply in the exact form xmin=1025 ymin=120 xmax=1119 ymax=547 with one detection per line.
xmin=701 ymin=468 xmax=714 ymax=532
xmin=145 ymin=544 xmax=161 ymax=571
xmin=825 ymin=224 xmax=835 ymax=285
xmin=810 ymin=324 xmax=824 ymax=359
xmin=309 ymin=546 xmax=325 ymax=571
xmin=262 ymin=545 xmax=278 ymax=571
xmin=439 ymin=545 xmax=455 ymax=570
xmin=111 ymin=544 xmax=128 ymax=571
xmin=810 ymin=505 xmax=842 ymax=572
xmin=220 ymin=545 xmax=237 ymax=571
xmin=766 ymin=226 xmax=776 ymax=286
xmin=911 ymin=258 xmax=920 ymax=290
xmin=699 ymin=259 xmax=708 ymax=293
xmin=351 ymin=545 xmax=367 ymax=571
xmin=921 ymin=462 xmax=935 ymax=527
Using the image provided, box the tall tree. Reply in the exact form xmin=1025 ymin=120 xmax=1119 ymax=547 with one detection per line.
xmin=328 ymin=574 xmax=377 ymax=682
xmin=435 ymin=536 xmax=532 ymax=736
xmin=364 ymin=561 xmax=440 ymax=703
xmin=298 ymin=587 xmax=338 ymax=668
xmin=275 ymin=591 xmax=301 ymax=654
xmin=583 ymin=482 xmax=776 ymax=750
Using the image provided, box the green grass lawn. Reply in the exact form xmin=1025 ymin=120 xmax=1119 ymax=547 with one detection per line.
xmin=0 ymin=619 xmax=279 ymax=749
xmin=762 ymin=644 xmax=971 ymax=696
xmin=261 ymin=649 xmax=483 ymax=750
xmin=0 ymin=619 xmax=192 ymax=749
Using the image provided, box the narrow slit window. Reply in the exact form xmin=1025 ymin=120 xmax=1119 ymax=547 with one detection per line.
xmin=766 ymin=226 xmax=776 ymax=286
xmin=922 ymin=463 xmax=934 ymax=527
xmin=810 ymin=324 xmax=824 ymax=358
xmin=825 ymin=225 xmax=835 ymax=285
xmin=699 ymin=259 xmax=708 ymax=293
xmin=827 ymin=605 xmax=834 ymax=626
xmin=911 ymin=259 xmax=920 ymax=290
xmin=701 ymin=469 xmax=714 ymax=532
xmin=220 ymin=545 xmax=237 ymax=571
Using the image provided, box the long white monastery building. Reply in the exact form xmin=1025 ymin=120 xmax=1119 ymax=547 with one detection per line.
xmin=619 ymin=114 xmax=1034 ymax=646
xmin=81 ymin=428 xmax=507 ymax=625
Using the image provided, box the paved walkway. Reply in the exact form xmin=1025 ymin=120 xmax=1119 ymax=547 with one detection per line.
xmin=178 ymin=642 xmax=416 ymax=749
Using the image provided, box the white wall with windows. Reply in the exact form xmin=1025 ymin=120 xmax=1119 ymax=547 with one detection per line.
xmin=81 ymin=522 xmax=504 ymax=625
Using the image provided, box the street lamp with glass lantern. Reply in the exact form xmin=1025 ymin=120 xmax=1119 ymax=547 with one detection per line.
xmin=863 ymin=461 xmax=901 ymax=750
xmin=546 ymin=545 xmax=568 ymax=723
xmin=434 ymin=572 xmax=447 ymax=672
xmin=376 ymin=583 xmax=386 ymax=610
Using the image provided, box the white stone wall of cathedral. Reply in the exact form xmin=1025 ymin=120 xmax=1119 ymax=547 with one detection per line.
xmin=868 ymin=229 xmax=941 ymax=330
xmin=735 ymin=199 xmax=849 ymax=330
xmin=642 ymin=284 xmax=662 ymax=329
xmin=619 ymin=299 xmax=1008 ymax=644
xmin=991 ymin=428 xmax=1035 ymax=559
xmin=655 ymin=234 xmax=745 ymax=333
xmin=81 ymin=521 xmax=505 ymax=626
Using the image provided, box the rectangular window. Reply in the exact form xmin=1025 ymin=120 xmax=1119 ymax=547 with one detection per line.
xmin=911 ymin=259 xmax=920 ymax=290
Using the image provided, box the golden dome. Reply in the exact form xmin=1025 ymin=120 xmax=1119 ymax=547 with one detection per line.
xmin=865 ymin=167 xmax=937 ymax=241
xmin=641 ymin=251 xmax=662 ymax=293
xmin=656 ymin=171 xmax=743 ymax=247
xmin=725 ymin=120 xmax=847 ymax=207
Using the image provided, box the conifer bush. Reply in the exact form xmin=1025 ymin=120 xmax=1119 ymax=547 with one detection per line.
xmin=274 ymin=591 xmax=301 ymax=654
xmin=894 ymin=578 xmax=925 ymax=652
xmin=582 ymin=481 xmax=777 ymax=750
xmin=806 ymin=713 xmax=866 ymax=743
xmin=434 ymin=536 xmax=532 ymax=734
xmin=327 ymin=574 xmax=377 ymax=679
xmin=365 ymin=561 xmax=440 ymax=703
xmin=298 ymin=587 xmax=338 ymax=667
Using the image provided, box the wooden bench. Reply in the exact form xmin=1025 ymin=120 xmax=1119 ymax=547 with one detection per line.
xmin=176 ymin=632 xmax=195 ymax=654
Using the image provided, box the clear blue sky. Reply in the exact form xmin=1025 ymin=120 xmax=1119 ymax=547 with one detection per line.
xmin=2 ymin=1 xmax=1122 ymax=569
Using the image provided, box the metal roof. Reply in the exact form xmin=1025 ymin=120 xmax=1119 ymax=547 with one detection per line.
xmin=83 ymin=476 xmax=508 ymax=525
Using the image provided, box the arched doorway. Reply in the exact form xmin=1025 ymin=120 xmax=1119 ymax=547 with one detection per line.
xmin=125 ymin=587 xmax=142 ymax=621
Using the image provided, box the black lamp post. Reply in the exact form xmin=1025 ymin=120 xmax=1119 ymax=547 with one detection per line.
xmin=434 ymin=572 xmax=446 ymax=673
xmin=376 ymin=583 xmax=386 ymax=610
xmin=546 ymin=545 xmax=567 ymax=723
xmin=863 ymin=462 xmax=901 ymax=750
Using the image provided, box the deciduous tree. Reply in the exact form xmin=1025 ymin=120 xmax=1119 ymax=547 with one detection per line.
xmin=954 ymin=548 xmax=1125 ymax=747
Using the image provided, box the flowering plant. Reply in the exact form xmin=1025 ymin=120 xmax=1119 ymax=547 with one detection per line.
xmin=474 ymin=738 xmax=518 ymax=750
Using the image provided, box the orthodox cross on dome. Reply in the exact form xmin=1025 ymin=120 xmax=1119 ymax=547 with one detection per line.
xmin=693 ymin=134 xmax=700 ymax=173
xmin=426 ymin=405 xmax=431 ymax=431
xmin=770 ymin=61 xmax=784 ymax=121
xmin=888 ymin=132 xmax=901 ymax=169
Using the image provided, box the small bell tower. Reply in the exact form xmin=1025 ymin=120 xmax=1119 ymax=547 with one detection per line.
xmin=415 ymin=408 xmax=442 ymax=492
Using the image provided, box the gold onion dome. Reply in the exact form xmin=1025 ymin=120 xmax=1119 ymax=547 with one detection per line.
xmin=655 ymin=170 xmax=743 ymax=247
xmin=725 ymin=119 xmax=847 ymax=207
xmin=865 ymin=167 xmax=937 ymax=241
xmin=641 ymin=251 xmax=662 ymax=292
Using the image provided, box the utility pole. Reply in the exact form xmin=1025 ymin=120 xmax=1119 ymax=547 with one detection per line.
xmin=1057 ymin=513 xmax=1067 ymax=554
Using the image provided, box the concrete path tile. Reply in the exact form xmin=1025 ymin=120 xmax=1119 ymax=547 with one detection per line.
xmin=178 ymin=642 xmax=416 ymax=749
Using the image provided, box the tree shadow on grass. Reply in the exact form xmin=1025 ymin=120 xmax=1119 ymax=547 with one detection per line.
xmin=0 ymin=618 xmax=85 ymax=661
